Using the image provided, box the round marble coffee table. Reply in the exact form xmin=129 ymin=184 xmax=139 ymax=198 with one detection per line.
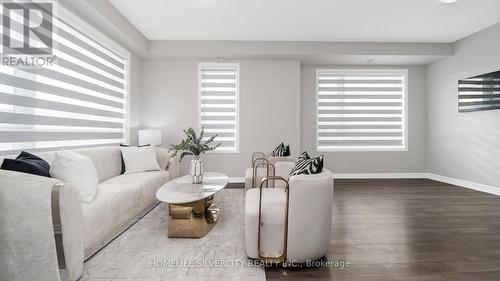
xmin=156 ymin=172 xmax=228 ymax=238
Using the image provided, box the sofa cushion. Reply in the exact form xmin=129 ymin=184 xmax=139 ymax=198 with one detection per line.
xmin=81 ymin=183 xmax=143 ymax=257
xmin=35 ymin=146 xmax=123 ymax=183
xmin=76 ymin=147 xmax=124 ymax=182
xmin=101 ymin=171 xmax=170 ymax=208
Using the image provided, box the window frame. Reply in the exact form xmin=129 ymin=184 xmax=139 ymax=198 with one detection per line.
xmin=198 ymin=62 xmax=240 ymax=154
xmin=316 ymin=68 xmax=408 ymax=152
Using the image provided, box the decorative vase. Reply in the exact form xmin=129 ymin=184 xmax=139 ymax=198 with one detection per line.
xmin=190 ymin=155 xmax=203 ymax=184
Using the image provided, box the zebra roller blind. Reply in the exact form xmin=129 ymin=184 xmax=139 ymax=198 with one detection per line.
xmin=199 ymin=63 xmax=239 ymax=152
xmin=458 ymin=70 xmax=500 ymax=113
xmin=0 ymin=9 xmax=128 ymax=156
xmin=317 ymin=69 xmax=407 ymax=151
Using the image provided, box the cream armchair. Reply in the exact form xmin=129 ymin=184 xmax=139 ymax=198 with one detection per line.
xmin=244 ymin=162 xmax=334 ymax=263
xmin=244 ymin=152 xmax=294 ymax=190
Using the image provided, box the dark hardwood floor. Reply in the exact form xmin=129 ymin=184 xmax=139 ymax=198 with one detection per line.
xmin=265 ymin=179 xmax=500 ymax=281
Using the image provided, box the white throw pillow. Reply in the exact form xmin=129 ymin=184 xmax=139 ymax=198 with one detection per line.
xmin=50 ymin=150 xmax=99 ymax=203
xmin=121 ymin=145 xmax=161 ymax=174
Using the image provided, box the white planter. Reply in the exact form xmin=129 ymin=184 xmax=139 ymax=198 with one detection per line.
xmin=190 ymin=155 xmax=203 ymax=184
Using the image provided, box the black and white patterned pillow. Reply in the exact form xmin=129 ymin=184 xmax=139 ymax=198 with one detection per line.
xmin=290 ymin=151 xmax=323 ymax=176
xmin=283 ymin=145 xmax=290 ymax=157
xmin=298 ymin=151 xmax=310 ymax=160
xmin=272 ymin=143 xmax=291 ymax=157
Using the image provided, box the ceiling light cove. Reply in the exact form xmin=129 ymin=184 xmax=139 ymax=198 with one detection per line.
xmin=110 ymin=0 xmax=500 ymax=42
xmin=440 ymin=0 xmax=459 ymax=4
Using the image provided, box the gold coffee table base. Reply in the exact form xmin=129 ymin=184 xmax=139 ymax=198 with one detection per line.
xmin=167 ymin=195 xmax=219 ymax=238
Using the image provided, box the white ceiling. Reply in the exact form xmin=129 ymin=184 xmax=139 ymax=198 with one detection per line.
xmin=109 ymin=0 xmax=500 ymax=42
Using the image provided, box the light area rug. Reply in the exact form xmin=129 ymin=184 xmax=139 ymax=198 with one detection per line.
xmin=81 ymin=189 xmax=265 ymax=281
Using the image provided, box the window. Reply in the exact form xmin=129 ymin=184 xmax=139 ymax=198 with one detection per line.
xmin=198 ymin=63 xmax=239 ymax=152
xmin=317 ymin=69 xmax=407 ymax=151
xmin=0 ymin=7 xmax=129 ymax=156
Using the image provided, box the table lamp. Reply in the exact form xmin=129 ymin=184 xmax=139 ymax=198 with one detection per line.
xmin=138 ymin=129 xmax=162 ymax=146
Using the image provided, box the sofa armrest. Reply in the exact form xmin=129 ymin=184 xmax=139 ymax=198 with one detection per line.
xmin=154 ymin=146 xmax=171 ymax=170
xmin=58 ymin=183 xmax=84 ymax=281
xmin=287 ymin=170 xmax=334 ymax=262
xmin=0 ymin=170 xmax=84 ymax=281
xmin=167 ymin=156 xmax=180 ymax=180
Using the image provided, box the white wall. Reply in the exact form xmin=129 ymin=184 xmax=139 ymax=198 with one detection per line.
xmin=426 ymin=23 xmax=500 ymax=187
xmin=141 ymin=59 xmax=301 ymax=177
xmin=300 ymin=66 xmax=428 ymax=173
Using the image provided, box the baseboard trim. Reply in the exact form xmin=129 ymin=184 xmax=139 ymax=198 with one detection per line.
xmin=427 ymin=173 xmax=500 ymax=196
xmin=229 ymin=172 xmax=500 ymax=196
xmin=333 ymin=173 xmax=428 ymax=179
xmin=229 ymin=177 xmax=245 ymax=183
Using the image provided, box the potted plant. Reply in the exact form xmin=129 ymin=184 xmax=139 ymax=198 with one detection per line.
xmin=169 ymin=127 xmax=221 ymax=183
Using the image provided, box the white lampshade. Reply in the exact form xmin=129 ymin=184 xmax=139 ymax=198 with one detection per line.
xmin=138 ymin=129 xmax=162 ymax=146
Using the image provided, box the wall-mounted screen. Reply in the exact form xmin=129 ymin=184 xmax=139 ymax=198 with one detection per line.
xmin=458 ymin=70 xmax=500 ymax=113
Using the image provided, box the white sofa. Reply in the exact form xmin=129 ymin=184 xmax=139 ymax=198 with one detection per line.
xmin=0 ymin=146 xmax=179 ymax=281
xmin=245 ymin=161 xmax=333 ymax=263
